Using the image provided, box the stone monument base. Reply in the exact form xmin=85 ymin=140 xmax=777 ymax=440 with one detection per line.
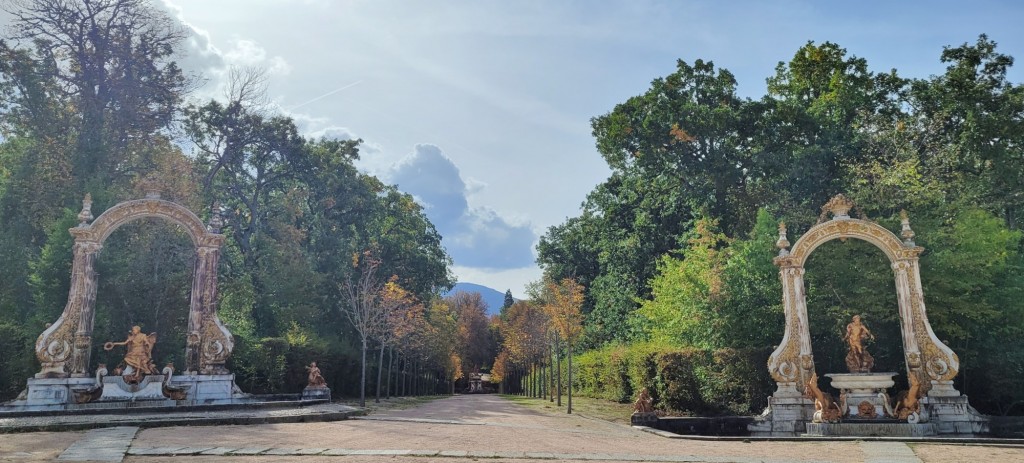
xmin=301 ymin=386 xmax=331 ymax=401
xmin=805 ymin=422 xmax=936 ymax=437
xmin=925 ymin=386 xmax=989 ymax=436
xmin=2 ymin=374 xmax=251 ymax=411
xmin=748 ymin=382 xmax=815 ymax=436
xmin=630 ymin=412 xmax=658 ymax=427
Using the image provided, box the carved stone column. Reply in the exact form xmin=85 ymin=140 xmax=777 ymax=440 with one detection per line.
xmin=903 ymin=255 xmax=961 ymax=396
xmin=769 ymin=261 xmax=814 ymax=396
xmin=189 ymin=236 xmax=233 ymax=375
xmin=35 ymin=238 xmax=102 ymax=378
xmin=892 ymin=259 xmax=923 ymax=376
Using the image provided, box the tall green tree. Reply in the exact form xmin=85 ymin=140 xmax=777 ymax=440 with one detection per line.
xmin=3 ymin=0 xmax=191 ymax=190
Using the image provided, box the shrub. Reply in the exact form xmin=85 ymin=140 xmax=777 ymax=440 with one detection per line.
xmin=566 ymin=343 xmax=772 ymax=416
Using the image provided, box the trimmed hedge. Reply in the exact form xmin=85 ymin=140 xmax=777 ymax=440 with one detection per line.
xmin=571 ymin=343 xmax=773 ymax=416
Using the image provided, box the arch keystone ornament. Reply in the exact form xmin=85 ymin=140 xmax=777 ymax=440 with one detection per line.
xmin=749 ymin=195 xmax=989 ymax=437
xmin=9 ymin=190 xmax=249 ymax=409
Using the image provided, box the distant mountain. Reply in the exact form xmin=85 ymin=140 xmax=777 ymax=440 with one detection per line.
xmin=443 ymin=282 xmax=508 ymax=316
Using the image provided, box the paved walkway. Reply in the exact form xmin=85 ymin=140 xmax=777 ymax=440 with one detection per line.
xmin=2 ymin=395 xmax=1023 ymax=462
xmin=57 ymin=427 xmax=138 ymax=462
xmin=0 ymin=402 xmax=360 ymax=433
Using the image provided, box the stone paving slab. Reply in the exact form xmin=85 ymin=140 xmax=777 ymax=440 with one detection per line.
xmin=0 ymin=402 xmax=362 ymax=433
xmin=126 ymin=446 xmax=186 ymax=455
xmin=169 ymin=446 xmax=216 ymax=454
xmin=262 ymin=447 xmax=303 ymax=455
xmin=198 ymin=446 xmax=239 ymax=455
xmin=45 ymin=443 xmax=996 ymax=462
xmin=229 ymin=446 xmax=271 ymax=455
xmin=294 ymin=447 xmax=329 ymax=455
xmin=861 ymin=441 xmax=923 ymax=463
xmin=57 ymin=426 xmax=138 ymax=462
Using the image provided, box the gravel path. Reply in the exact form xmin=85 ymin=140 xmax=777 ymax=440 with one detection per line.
xmin=1 ymin=395 xmax=1022 ymax=462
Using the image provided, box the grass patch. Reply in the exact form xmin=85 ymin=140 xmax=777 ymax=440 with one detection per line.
xmin=339 ymin=395 xmax=449 ymax=414
xmin=502 ymin=394 xmax=634 ymax=425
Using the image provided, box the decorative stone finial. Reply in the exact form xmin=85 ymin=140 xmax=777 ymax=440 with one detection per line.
xmin=208 ymin=202 xmax=224 ymax=233
xmin=77 ymin=193 xmax=94 ymax=227
xmin=140 ymin=173 xmax=162 ymax=199
xmin=900 ymin=209 xmax=916 ymax=246
xmin=823 ymin=194 xmax=855 ymax=220
xmin=776 ymin=221 xmax=790 ymax=256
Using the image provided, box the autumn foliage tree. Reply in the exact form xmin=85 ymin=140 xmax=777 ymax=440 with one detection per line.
xmin=544 ymin=278 xmax=584 ymax=413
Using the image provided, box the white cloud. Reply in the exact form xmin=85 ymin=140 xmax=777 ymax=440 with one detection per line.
xmin=389 ymin=144 xmax=537 ymax=270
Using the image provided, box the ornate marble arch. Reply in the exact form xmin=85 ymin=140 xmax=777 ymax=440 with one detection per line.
xmin=766 ymin=194 xmax=960 ymax=399
xmin=34 ymin=189 xmax=234 ymax=379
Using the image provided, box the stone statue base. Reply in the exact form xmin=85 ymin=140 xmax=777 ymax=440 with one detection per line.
xmin=806 ymin=422 xmax=937 ymax=437
xmin=301 ymin=386 xmax=331 ymax=402
xmin=630 ymin=412 xmax=658 ymax=426
xmin=3 ymin=373 xmax=249 ymax=410
xmin=747 ymin=382 xmax=816 ymax=436
xmin=97 ymin=375 xmax=167 ymax=401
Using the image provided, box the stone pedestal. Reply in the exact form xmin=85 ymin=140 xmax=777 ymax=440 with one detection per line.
xmin=827 ymin=372 xmax=896 ymax=418
xmin=925 ymin=392 xmax=989 ymax=436
xmin=166 ymin=374 xmax=248 ymax=404
xmin=301 ymin=386 xmax=331 ymax=401
xmin=3 ymin=373 xmax=248 ymax=411
xmin=805 ymin=422 xmax=936 ymax=437
xmin=748 ymin=383 xmax=815 ymax=436
xmin=631 ymin=412 xmax=658 ymax=427
xmin=20 ymin=377 xmax=98 ymax=406
xmin=97 ymin=375 xmax=167 ymax=401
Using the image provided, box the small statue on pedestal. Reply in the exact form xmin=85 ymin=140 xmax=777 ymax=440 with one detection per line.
xmin=306 ymin=361 xmax=327 ymax=388
xmin=104 ymin=326 xmax=158 ymax=383
xmin=630 ymin=387 xmax=657 ymax=425
xmin=302 ymin=361 xmax=331 ymax=401
xmin=632 ymin=387 xmax=654 ymax=414
xmin=844 ymin=315 xmax=875 ymax=373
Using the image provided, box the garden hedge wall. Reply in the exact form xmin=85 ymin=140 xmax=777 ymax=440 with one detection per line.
xmin=571 ymin=343 xmax=774 ymax=416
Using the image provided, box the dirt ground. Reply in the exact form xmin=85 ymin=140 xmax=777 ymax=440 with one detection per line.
xmin=1 ymin=395 xmax=1022 ymax=462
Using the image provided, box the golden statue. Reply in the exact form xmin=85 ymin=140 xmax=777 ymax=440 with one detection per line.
xmin=632 ymin=387 xmax=654 ymax=415
xmin=806 ymin=372 xmax=841 ymax=422
xmin=104 ymin=326 xmax=157 ymax=382
xmin=306 ymin=361 xmax=327 ymax=388
xmin=844 ymin=315 xmax=875 ymax=373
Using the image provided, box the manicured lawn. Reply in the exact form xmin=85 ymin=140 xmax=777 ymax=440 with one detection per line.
xmin=502 ymin=393 xmax=634 ymax=425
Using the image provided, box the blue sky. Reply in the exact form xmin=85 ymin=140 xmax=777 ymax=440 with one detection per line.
xmin=6 ymin=1 xmax=1023 ymax=296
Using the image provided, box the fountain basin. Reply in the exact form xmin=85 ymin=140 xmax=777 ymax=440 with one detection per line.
xmin=826 ymin=372 xmax=897 ymax=419
xmin=825 ymin=372 xmax=896 ymax=391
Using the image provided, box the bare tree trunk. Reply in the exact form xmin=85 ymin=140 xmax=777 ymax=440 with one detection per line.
xmin=556 ymin=337 xmax=562 ymax=407
xmin=386 ymin=347 xmax=393 ymax=399
xmin=375 ymin=343 xmax=385 ymax=403
xmin=360 ymin=337 xmax=367 ymax=407
xmin=549 ymin=345 xmax=554 ymax=402
xmin=567 ymin=343 xmax=573 ymax=414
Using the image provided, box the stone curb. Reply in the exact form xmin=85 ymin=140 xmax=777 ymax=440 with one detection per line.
xmin=118 ymin=447 xmax=834 ymax=461
xmin=0 ymin=407 xmax=365 ymax=434
xmin=632 ymin=425 xmax=1024 ymax=445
